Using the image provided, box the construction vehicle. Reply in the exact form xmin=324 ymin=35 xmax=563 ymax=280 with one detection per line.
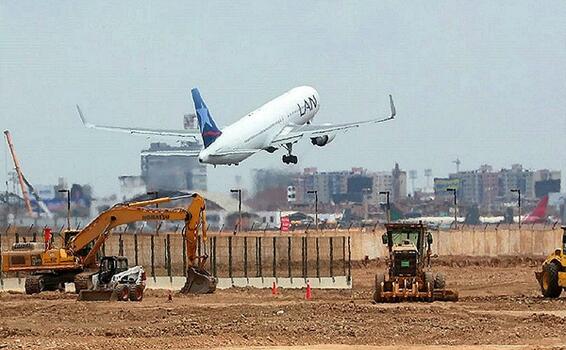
xmin=1 ymin=193 xmax=216 ymax=295
xmin=77 ymin=256 xmax=146 ymax=301
xmin=535 ymin=226 xmax=566 ymax=298
xmin=373 ymin=222 xmax=458 ymax=302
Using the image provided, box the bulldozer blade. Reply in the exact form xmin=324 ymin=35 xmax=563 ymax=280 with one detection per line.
xmin=77 ymin=290 xmax=115 ymax=301
xmin=432 ymin=289 xmax=459 ymax=302
xmin=180 ymin=267 xmax=217 ymax=294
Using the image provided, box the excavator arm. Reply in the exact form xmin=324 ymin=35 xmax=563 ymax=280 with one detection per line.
xmin=67 ymin=194 xmax=209 ymax=272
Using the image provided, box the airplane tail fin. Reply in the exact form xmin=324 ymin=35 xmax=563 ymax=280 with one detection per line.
xmin=525 ymin=195 xmax=549 ymax=221
xmin=191 ymin=88 xmax=222 ymax=148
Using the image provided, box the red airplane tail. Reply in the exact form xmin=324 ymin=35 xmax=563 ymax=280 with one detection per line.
xmin=523 ymin=195 xmax=548 ymax=223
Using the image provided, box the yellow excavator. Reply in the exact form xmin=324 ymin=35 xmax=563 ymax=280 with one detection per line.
xmin=1 ymin=193 xmax=216 ymax=295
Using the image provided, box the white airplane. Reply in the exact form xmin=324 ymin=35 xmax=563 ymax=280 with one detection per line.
xmin=76 ymin=86 xmax=396 ymax=165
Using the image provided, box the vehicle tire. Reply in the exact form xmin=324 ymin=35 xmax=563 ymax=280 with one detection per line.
xmin=541 ymin=262 xmax=562 ymax=298
xmin=372 ymin=273 xmax=386 ymax=303
xmin=424 ymin=272 xmax=434 ymax=291
xmin=115 ymin=284 xmax=130 ymax=301
xmin=129 ymin=285 xmax=144 ymax=302
xmin=434 ymin=273 xmax=446 ymax=290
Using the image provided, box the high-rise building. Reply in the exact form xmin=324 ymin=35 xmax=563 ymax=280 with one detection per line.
xmin=141 ymin=142 xmax=207 ymax=192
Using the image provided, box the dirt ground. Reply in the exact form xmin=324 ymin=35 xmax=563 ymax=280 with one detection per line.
xmin=1 ymin=257 xmax=566 ymax=350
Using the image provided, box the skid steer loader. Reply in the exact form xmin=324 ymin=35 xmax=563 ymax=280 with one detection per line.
xmin=78 ymin=256 xmax=146 ymax=301
xmin=373 ymin=222 xmax=458 ymax=302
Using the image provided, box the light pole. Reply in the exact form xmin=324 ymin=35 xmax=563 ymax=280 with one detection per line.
xmin=147 ymin=191 xmax=159 ymax=208
xmin=58 ymin=189 xmax=70 ymax=231
xmin=446 ymin=188 xmax=457 ymax=229
xmin=511 ymin=189 xmax=521 ymax=229
xmin=230 ymin=189 xmax=242 ymax=232
xmin=307 ymin=190 xmax=318 ymax=231
xmin=379 ymin=191 xmax=391 ymax=223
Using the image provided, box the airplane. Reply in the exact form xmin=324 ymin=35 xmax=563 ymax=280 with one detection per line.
xmin=521 ymin=194 xmax=549 ymax=224
xmin=76 ymin=86 xmax=396 ymax=165
xmin=398 ymin=195 xmax=550 ymax=226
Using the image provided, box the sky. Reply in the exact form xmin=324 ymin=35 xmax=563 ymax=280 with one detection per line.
xmin=1 ymin=1 xmax=566 ymax=197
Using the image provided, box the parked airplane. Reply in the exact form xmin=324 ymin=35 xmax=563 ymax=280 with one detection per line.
xmin=521 ymin=195 xmax=549 ymax=224
xmin=398 ymin=195 xmax=550 ymax=226
xmin=77 ymin=86 xmax=395 ymax=165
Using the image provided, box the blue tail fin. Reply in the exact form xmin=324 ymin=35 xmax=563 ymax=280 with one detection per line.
xmin=191 ymin=88 xmax=222 ymax=148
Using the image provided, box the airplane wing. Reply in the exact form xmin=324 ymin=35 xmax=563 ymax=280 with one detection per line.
xmin=270 ymin=95 xmax=396 ymax=145
xmin=76 ymin=105 xmax=200 ymax=141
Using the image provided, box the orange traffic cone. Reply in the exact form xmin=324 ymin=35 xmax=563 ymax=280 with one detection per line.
xmin=305 ymin=280 xmax=312 ymax=300
xmin=167 ymin=290 xmax=173 ymax=302
xmin=271 ymin=281 xmax=278 ymax=295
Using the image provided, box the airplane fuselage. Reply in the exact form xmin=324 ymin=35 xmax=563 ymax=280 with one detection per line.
xmin=198 ymin=86 xmax=320 ymax=165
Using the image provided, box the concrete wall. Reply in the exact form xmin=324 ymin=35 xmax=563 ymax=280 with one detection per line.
xmin=1 ymin=227 xmax=563 ymax=275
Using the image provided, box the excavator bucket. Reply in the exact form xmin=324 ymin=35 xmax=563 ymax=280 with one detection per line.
xmin=181 ymin=266 xmax=217 ymax=294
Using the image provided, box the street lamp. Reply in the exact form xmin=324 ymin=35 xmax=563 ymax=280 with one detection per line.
xmin=446 ymin=188 xmax=457 ymax=229
xmin=147 ymin=191 xmax=159 ymax=208
xmin=58 ymin=189 xmax=70 ymax=231
xmin=307 ymin=190 xmax=318 ymax=231
xmin=511 ymin=189 xmax=521 ymax=229
xmin=379 ymin=191 xmax=391 ymax=223
xmin=230 ymin=189 xmax=242 ymax=232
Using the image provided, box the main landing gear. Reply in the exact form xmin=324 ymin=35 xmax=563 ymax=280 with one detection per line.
xmin=282 ymin=143 xmax=298 ymax=164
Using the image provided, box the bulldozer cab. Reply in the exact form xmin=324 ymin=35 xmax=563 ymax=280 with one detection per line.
xmin=98 ymin=256 xmax=129 ymax=285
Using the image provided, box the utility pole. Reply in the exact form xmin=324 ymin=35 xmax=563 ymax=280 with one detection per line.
xmin=230 ymin=189 xmax=242 ymax=232
xmin=307 ymin=190 xmax=318 ymax=231
xmin=379 ymin=191 xmax=391 ymax=223
xmin=58 ymin=189 xmax=70 ymax=231
xmin=511 ymin=189 xmax=521 ymax=229
xmin=446 ymin=188 xmax=457 ymax=229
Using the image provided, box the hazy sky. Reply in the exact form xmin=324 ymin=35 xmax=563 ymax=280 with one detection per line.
xmin=1 ymin=1 xmax=565 ymax=197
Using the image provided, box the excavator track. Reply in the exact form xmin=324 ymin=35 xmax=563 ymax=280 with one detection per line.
xmin=25 ymin=275 xmax=44 ymax=294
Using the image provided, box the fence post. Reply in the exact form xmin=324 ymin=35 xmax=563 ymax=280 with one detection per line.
xmin=167 ymin=234 xmax=172 ymax=283
xmin=244 ymin=236 xmax=248 ymax=280
xmin=287 ymin=236 xmax=292 ymax=281
xmin=134 ymin=233 xmax=139 ymax=266
xmin=118 ymin=234 xmax=124 ymax=256
xmin=329 ymin=237 xmax=334 ymax=279
xmin=213 ymin=236 xmax=217 ymax=277
xmin=258 ymin=237 xmax=263 ymax=280
xmin=228 ymin=236 xmax=233 ymax=281
xmin=347 ymin=236 xmax=352 ymax=285
xmin=301 ymin=237 xmax=306 ymax=280
xmin=316 ymin=237 xmax=320 ymax=280
xmin=150 ymin=235 xmax=156 ymax=282
xmin=272 ymin=236 xmax=277 ymax=279
xmin=342 ymin=236 xmax=346 ymax=276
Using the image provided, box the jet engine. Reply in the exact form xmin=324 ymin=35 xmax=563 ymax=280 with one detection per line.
xmin=311 ymin=133 xmax=336 ymax=147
